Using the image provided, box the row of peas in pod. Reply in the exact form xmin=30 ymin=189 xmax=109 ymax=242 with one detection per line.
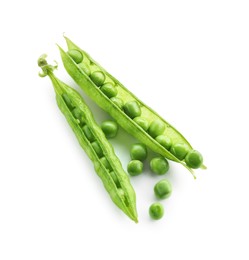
xmin=65 ymin=40 xmax=204 ymax=176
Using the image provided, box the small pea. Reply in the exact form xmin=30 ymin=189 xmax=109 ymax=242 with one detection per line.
xmin=133 ymin=117 xmax=149 ymax=131
xmin=150 ymin=157 xmax=169 ymax=175
xmin=100 ymin=82 xmax=118 ymax=98
xmin=78 ymin=63 xmax=91 ymax=76
xmin=185 ymin=150 xmax=203 ymax=169
xmin=130 ymin=143 xmax=147 ymax=161
xmin=62 ymin=93 xmax=74 ymax=110
xmin=90 ymin=71 xmax=106 ymax=86
xmin=148 ymin=119 xmax=165 ymax=138
xmin=155 ymin=135 xmax=172 ymax=150
xmin=123 ymin=101 xmax=141 ymax=119
xmin=170 ymin=143 xmax=190 ymax=160
xmin=67 ymin=49 xmax=83 ymax=64
xmin=91 ymin=141 xmax=104 ymax=158
xmin=149 ymin=203 xmax=164 ymax=220
xmin=154 ymin=179 xmax=172 ymax=199
xmin=100 ymin=157 xmax=112 ymax=171
xmin=127 ymin=160 xmax=143 ymax=176
xmin=109 ymin=171 xmax=120 ymax=187
xmin=101 ymin=120 xmax=118 ymax=139
xmin=82 ymin=125 xmax=95 ymax=142
xmin=110 ymin=97 xmax=124 ymax=109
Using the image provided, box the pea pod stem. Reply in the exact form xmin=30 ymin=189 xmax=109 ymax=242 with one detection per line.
xmin=38 ymin=55 xmax=138 ymax=223
xmin=58 ymin=37 xmax=205 ymax=177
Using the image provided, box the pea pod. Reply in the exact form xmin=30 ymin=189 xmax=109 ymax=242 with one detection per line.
xmin=59 ymin=37 xmax=206 ymax=177
xmin=38 ymin=55 xmax=138 ymax=223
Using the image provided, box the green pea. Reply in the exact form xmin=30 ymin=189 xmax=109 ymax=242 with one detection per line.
xmin=78 ymin=63 xmax=91 ymax=76
xmin=91 ymin=141 xmax=104 ymax=158
xmin=100 ymin=157 xmax=112 ymax=171
xmin=185 ymin=150 xmax=203 ymax=169
xmin=72 ymin=107 xmax=82 ymax=119
xmin=127 ymin=160 xmax=143 ymax=176
xmin=110 ymin=97 xmax=124 ymax=109
xmin=170 ymin=143 xmax=190 ymax=160
xmin=100 ymin=82 xmax=118 ymax=98
xmin=155 ymin=135 xmax=172 ymax=150
xmin=154 ymin=179 xmax=172 ymax=199
xmin=62 ymin=93 xmax=74 ymax=110
xmin=130 ymin=143 xmax=147 ymax=161
xmin=133 ymin=117 xmax=149 ymax=131
xmin=109 ymin=171 xmax=120 ymax=187
xmin=149 ymin=203 xmax=164 ymax=220
xmin=101 ymin=120 xmax=118 ymax=139
xmin=123 ymin=101 xmax=141 ymax=119
xmin=148 ymin=119 xmax=165 ymax=138
xmin=90 ymin=71 xmax=106 ymax=86
xmin=82 ymin=125 xmax=95 ymax=142
xmin=67 ymin=49 xmax=83 ymax=64
xmin=150 ymin=157 xmax=169 ymax=175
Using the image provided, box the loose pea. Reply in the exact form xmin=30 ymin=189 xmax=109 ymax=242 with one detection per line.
xmin=148 ymin=119 xmax=165 ymax=138
xmin=149 ymin=203 xmax=164 ymax=220
xmin=185 ymin=150 xmax=203 ymax=169
xmin=67 ymin=49 xmax=83 ymax=64
xmin=127 ymin=160 xmax=143 ymax=176
xmin=133 ymin=117 xmax=149 ymax=131
xmin=100 ymin=82 xmax=118 ymax=98
xmin=82 ymin=125 xmax=95 ymax=142
xmin=62 ymin=93 xmax=74 ymax=110
xmin=100 ymin=157 xmax=112 ymax=171
xmin=130 ymin=143 xmax=147 ymax=161
xmin=150 ymin=157 xmax=169 ymax=175
xmin=78 ymin=63 xmax=91 ymax=76
xmin=170 ymin=143 xmax=190 ymax=160
xmin=90 ymin=71 xmax=106 ymax=86
xmin=154 ymin=179 xmax=172 ymax=199
xmin=155 ymin=135 xmax=172 ymax=150
xmin=91 ymin=141 xmax=104 ymax=158
xmin=123 ymin=101 xmax=141 ymax=119
xmin=110 ymin=97 xmax=124 ymax=109
xmin=101 ymin=120 xmax=118 ymax=139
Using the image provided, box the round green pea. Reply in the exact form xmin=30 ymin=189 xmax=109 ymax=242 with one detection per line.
xmin=154 ymin=179 xmax=172 ymax=199
xmin=78 ymin=63 xmax=91 ymax=76
xmin=100 ymin=82 xmax=118 ymax=98
xmin=100 ymin=157 xmax=112 ymax=171
xmin=155 ymin=135 xmax=172 ymax=150
xmin=133 ymin=117 xmax=149 ymax=131
xmin=185 ymin=150 xmax=203 ymax=169
xmin=127 ymin=160 xmax=143 ymax=176
xmin=130 ymin=143 xmax=147 ymax=161
xmin=62 ymin=93 xmax=74 ymax=110
xmin=123 ymin=101 xmax=141 ymax=119
xmin=110 ymin=97 xmax=124 ymax=109
xmin=170 ymin=143 xmax=190 ymax=160
xmin=82 ymin=125 xmax=95 ymax=142
xmin=101 ymin=120 xmax=118 ymax=139
xmin=67 ymin=49 xmax=83 ymax=64
xmin=150 ymin=157 xmax=169 ymax=175
xmin=109 ymin=171 xmax=120 ymax=187
xmin=91 ymin=141 xmax=104 ymax=158
xmin=149 ymin=203 xmax=164 ymax=220
xmin=148 ymin=119 xmax=165 ymax=138
xmin=90 ymin=71 xmax=106 ymax=86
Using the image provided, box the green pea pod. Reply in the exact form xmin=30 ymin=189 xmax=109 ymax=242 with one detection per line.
xmin=58 ymin=37 xmax=206 ymax=177
xmin=38 ymin=55 xmax=138 ymax=223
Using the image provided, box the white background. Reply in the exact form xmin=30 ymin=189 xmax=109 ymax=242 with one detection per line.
xmin=0 ymin=0 xmax=249 ymax=259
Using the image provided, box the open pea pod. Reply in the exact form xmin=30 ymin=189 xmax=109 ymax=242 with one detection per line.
xmin=59 ymin=37 xmax=206 ymax=177
xmin=38 ymin=55 xmax=138 ymax=223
